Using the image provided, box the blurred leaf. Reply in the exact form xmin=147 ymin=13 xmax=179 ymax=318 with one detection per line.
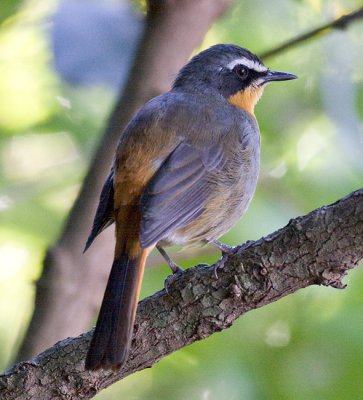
xmin=0 ymin=0 xmax=23 ymax=25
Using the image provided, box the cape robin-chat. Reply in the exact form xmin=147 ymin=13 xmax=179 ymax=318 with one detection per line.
xmin=84 ymin=44 xmax=297 ymax=370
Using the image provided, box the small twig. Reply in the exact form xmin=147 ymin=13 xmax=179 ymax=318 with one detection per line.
xmin=260 ymin=6 xmax=363 ymax=60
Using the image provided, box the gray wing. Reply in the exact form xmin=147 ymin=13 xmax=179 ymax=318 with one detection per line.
xmin=140 ymin=141 xmax=225 ymax=248
xmin=84 ymin=170 xmax=115 ymax=252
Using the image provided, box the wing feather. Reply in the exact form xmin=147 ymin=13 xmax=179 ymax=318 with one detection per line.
xmin=140 ymin=141 xmax=225 ymax=248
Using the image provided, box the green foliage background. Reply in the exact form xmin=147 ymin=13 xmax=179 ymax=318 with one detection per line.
xmin=0 ymin=0 xmax=362 ymax=398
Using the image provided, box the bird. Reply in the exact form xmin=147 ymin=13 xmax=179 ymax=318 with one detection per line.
xmin=84 ymin=43 xmax=297 ymax=370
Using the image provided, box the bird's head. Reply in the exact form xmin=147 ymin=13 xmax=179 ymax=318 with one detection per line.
xmin=173 ymin=44 xmax=297 ymax=115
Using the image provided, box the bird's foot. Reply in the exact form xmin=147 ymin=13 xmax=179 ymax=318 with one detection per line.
xmin=212 ymin=258 xmax=226 ymax=279
xmin=209 ymin=239 xmax=237 ymax=255
xmin=164 ymin=267 xmax=184 ymax=294
xmin=157 ymin=245 xmax=183 ymax=274
xmin=156 ymin=245 xmax=184 ymax=294
xmin=209 ymin=240 xmax=237 ymax=279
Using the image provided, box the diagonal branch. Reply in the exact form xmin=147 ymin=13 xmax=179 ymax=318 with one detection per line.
xmin=260 ymin=6 xmax=363 ymax=60
xmin=2 ymin=188 xmax=363 ymax=399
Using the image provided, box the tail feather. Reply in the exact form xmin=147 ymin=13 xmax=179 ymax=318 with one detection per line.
xmin=83 ymin=170 xmax=115 ymax=253
xmin=85 ymin=250 xmax=147 ymax=370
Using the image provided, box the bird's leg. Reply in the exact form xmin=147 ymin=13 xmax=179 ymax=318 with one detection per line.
xmin=157 ymin=245 xmax=184 ymax=294
xmin=157 ymin=245 xmax=184 ymax=274
xmin=209 ymin=239 xmax=238 ymax=279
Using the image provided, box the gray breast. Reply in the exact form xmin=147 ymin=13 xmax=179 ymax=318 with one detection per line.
xmin=212 ymin=117 xmax=260 ymax=236
xmin=188 ymin=114 xmax=261 ymax=243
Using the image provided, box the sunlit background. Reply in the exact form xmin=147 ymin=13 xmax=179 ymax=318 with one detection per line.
xmin=1 ymin=0 xmax=363 ymax=398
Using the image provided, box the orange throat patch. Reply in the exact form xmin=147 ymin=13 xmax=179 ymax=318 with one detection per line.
xmin=227 ymin=86 xmax=264 ymax=116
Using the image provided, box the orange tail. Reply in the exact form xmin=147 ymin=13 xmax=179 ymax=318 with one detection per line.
xmin=85 ymin=248 xmax=149 ymax=370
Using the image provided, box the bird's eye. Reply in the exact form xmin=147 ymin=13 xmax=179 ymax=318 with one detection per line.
xmin=234 ymin=65 xmax=249 ymax=80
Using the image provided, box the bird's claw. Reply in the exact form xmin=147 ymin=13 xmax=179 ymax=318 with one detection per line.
xmin=209 ymin=240 xmax=238 ymax=279
xmin=221 ymin=244 xmax=236 ymax=255
xmin=210 ymin=240 xmax=237 ymax=255
xmin=164 ymin=266 xmax=184 ymax=295
xmin=212 ymin=258 xmax=226 ymax=279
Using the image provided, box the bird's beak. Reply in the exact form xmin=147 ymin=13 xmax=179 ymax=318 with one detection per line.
xmin=260 ymin=70 xmax=297 ymax=85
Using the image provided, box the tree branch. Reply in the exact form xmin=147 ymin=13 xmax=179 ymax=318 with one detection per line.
xmin=260 ymin=6 xmax=363 ymax=60
xmin=3 ymin=189 xmax=363 ymax=399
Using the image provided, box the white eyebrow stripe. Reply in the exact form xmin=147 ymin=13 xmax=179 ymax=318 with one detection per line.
xmin=227 ymin=57 xmax=267 ymax=73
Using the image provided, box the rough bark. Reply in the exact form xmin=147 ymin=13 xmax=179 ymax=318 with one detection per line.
xmin=3 ymin=189 xmax=363 ymax=399
xmin=16 ymin=0 xmax=232 ymax=362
